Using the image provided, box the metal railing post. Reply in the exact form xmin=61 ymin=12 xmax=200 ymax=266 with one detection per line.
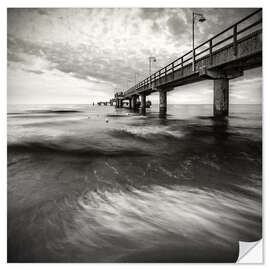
xmin=181 ymin=57 xmax=184 ymax=76
xmin=209 ymin=39 xmax=213 ymax=65
xmin=233 ymin=25 xmax=238 ymax=56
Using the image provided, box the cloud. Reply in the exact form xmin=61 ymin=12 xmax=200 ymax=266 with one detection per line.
xmin=151 ymin=22 xmax=160 ymax=33
xmin=23 ymin=69 xmax=44 ymax=75
xmin=167 ymin=13 xmax=187 ymax=37
xmin=139 ymin=8 xmax=167 ymax=20
xmin=35 ymin=8 xmax=50 ymax=16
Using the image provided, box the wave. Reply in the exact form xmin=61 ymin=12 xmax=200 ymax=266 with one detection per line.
xmin=18 ymin=184 xmax=259 ymax=262
xmin=73 ymin=185 xmax=261 ymax=262
xmin=75 ymin=184 xmax=261 ymax=241
xmin=8 ymin=183 xmax=261 ymax=262
xmin=7 ymin=141 xmax=151 ymax=158
xmin=106 ymin=113 xmax=132 ymax=118
xmin=110 ymin=126 xmax=184 ymax=140
xmin=8 ymin=110 xmax=82 ymax=115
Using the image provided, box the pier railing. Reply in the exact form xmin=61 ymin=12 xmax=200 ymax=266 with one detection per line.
xmin=124 ymin=8 xmax=262 ymax=96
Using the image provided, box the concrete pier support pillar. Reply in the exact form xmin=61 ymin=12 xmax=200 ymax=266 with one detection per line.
xmin=214 ymin=78 xmax=229 ymax=117
xmin=141 ymin=94 xmax=146 ymax=109
xmin=159 ymin=90 xmax=167 ymax=118
xmin=119 ymin=99 xmax=123 ymax=108
xmin=140 ymin=94 xmax=146 ymax=114
xmin=131 ymin=96 xmax=137 ymax=110
xmin=129 ymin=98 xmax=132 ymax=109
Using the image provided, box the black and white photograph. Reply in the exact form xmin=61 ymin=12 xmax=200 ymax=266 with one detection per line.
xmin=3 ymin=1 xmax=265 ymax=264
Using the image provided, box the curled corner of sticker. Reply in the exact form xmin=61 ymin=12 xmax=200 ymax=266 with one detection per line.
xmin=237 ymin=239 xmax=263 ymax=263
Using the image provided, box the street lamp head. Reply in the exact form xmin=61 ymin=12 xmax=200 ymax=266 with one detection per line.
xmin=193 ymin=12 xmax=206 ymax=23
xmin=198 ymin=16 xmax=206 ymax=22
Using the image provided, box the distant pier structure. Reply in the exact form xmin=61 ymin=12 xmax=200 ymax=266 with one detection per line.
xmin=97 ymin=101 xmax=110 ymax=106
xmin=96 ymin=100 xmax=117 ymax=106
xmin=113 ymin=9 xmax=262 ymax=118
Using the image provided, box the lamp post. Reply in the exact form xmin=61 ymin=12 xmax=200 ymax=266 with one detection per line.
xmin=126 ymin=79 xmax=132 ymax=89
xmin=134 ymin=72 xmax=138 ymax=85
xmin=192 ymin=12 xmax=206 ymax=71
xmin=148 ymin=56 xmax=157 ymax=76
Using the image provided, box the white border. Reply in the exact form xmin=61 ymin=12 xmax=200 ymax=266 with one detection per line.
xmin=1 ymin=0 xmax=269 ymax=269
xmin=0 ymin=0 xmax=267 ymax=8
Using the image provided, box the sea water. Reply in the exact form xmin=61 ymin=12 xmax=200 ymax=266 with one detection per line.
xmin=7 ymin=104 xmax=262 ymax=262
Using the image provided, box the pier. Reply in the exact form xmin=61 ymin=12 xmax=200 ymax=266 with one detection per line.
xmin=113 ymin=9 xmax=262 ymax=117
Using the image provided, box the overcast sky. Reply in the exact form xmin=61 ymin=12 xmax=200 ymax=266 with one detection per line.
xmin=7 ymin=8 xmax=262 ymax=104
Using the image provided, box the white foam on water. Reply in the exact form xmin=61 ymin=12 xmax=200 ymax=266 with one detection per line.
xmin=118 ymin=125 xmax=184 ymax=138
xmin=52 ymin=185 xmax=261 ymax=261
